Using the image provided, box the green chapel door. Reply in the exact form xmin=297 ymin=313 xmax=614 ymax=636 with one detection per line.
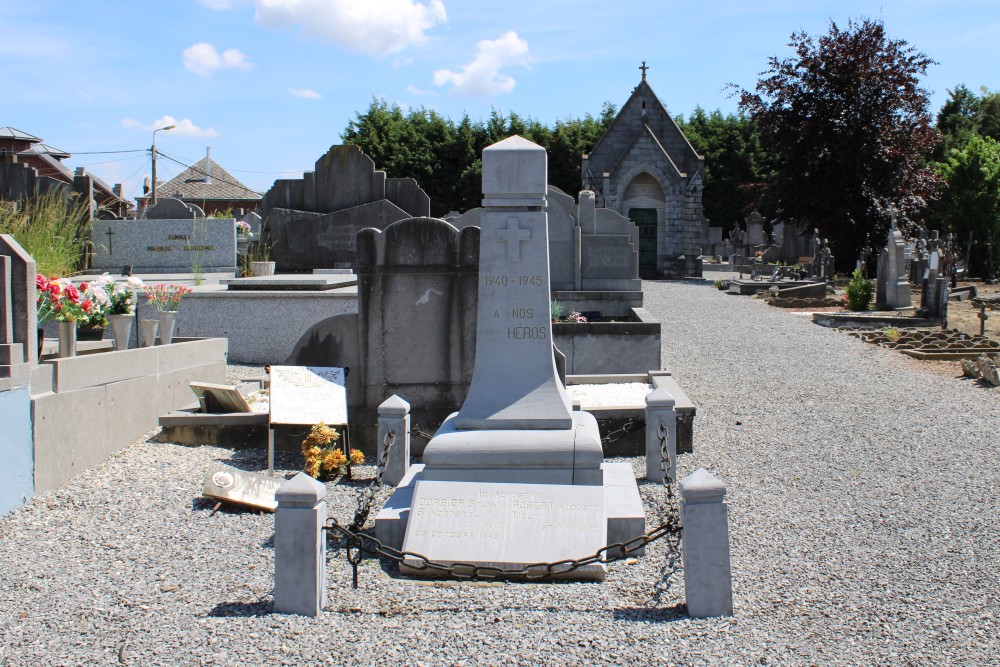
xmin=630 ymin=208 xmax=658 ymax=276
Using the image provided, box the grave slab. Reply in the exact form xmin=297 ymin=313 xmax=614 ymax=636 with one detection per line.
xmin=400 ymin=480 xmax=607 ymax=580
xmin=377 ymin=462 xmax=643 ymax=560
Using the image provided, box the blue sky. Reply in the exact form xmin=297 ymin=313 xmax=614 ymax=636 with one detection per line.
xmin=2 ymin=0 xmax=997 ymax=203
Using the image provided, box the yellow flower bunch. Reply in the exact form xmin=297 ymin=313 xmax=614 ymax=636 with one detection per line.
xmin=300 ymin=422 xmax=365 ymax=480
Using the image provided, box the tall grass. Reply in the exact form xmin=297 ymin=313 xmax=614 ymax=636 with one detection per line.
xmin=0 ymin=191 xmax=90 ymax=276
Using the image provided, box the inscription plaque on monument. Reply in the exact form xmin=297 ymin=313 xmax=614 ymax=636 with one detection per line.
xmin=269 ymin=366 xmax=347 ymax=426
xmin=401 ymin=480 xmax=607 ymax=580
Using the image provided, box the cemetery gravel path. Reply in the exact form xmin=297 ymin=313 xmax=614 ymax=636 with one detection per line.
xmin=1 ymin=278 xmax=997 ymax=666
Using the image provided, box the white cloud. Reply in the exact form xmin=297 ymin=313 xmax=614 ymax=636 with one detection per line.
xmin=289 ymin=88 xmax=322 ymax=99
xmin=251 ymin=0 xmax=446 ymax=57
xmin=405 ymin=84 xmax=437 ymax=97
xmin=182 ymin=43 xmax=252 ymax=77
xmin=119 ymin=115 xmax=219 ymax=138
xmin=433 ymin=31 xmax=529 ymax=96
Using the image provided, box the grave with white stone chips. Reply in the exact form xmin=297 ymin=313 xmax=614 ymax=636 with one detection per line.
xmin=382 ymin=136 xmax=643 ymax=580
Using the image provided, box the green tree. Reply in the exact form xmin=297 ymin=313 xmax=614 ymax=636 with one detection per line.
xmin=341 ymin=99 xmax=615 ymax=215
xmin=929 ymin=135 xmax=1000 ymax=277
xmin=677 ymin=107 xmax=777 ymax=229
xmin=735 ymin=18 xmax=940 ymax=270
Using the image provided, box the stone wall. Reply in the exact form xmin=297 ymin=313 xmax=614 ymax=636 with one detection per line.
xmin=30 ymin=338 xmax=228 ymax=493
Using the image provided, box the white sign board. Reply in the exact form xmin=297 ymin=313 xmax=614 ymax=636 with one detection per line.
xmin=401 ymin=480 xmax=607 ymax=580
xmin=268 ymin=366 xmax=347 ymax=426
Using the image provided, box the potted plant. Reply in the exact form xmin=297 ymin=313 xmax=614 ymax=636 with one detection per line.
xmin=95 ymin=274 xmax=143 ymax=351
xmin=37 ymin=276 xmax=87 ymax=357
xmin=76 ymin=279 xmax=110 ymax=341
xmin=143 ymin=283 xmax=192 ymax=345
xmin=242 ymin=240 xmax=275 ymax=277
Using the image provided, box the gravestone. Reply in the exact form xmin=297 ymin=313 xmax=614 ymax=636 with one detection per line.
xmin=745 ymin=211 xmax=765 ymax=247
xmin=876 ymin=209 xmax=912 ymax=310
xmin=91 ymin=218 xmax=238 ymax=273
xmin=143 ymin=197 xmax=200 ymax=220
xmin=450 ymin=186 xmax=640 ymax=292
xmin=0 ymin=234 xmax=35 ymax=365
xmin=240 ymin=211 xmax=263 ymax=235
xmin=259 ymin=145 xmax=431 ymax=271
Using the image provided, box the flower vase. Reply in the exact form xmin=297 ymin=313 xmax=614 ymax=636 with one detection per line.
xmin=141 ymin=319 xmax=159 ymax=347
xmin=250 ymin=261 xmax=275 ymax=277
xmin=109 ymin=314 xmax=133 ymax=351
xmin=58 ymin=321 xmax=77 ymax=358
xmin=157 ymin=311 xmax=177 ymax=345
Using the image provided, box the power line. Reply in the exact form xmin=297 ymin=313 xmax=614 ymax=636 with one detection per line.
xmin=155 ymin=151 xmax=264 ymax=196
xmin=62 ymin=149 xmax=149 ymax=155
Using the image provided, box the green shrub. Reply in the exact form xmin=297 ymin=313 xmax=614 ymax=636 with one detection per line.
xmin=0 ymin=192 xmax=90 ymax=276
xmin=713 ymin=278 xmax=729 ymax=290
xmin=845 ymin=269 xmax=874 ymax=311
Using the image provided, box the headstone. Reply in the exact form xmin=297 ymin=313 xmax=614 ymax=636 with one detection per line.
xmin=269 ymin=366 xmax=347 ymax=426
xmin=0 ymin=234 xmax=36 ymax=364
xmin=143 ymin=197 xmax=200 ymax=220
xmin=745 ymin=211 xmax=764 ymax=247
xmin=0 ymin=255 xmax=11 ymax=345
xmin=876 ymin=209 xmax=912 ymax=310
xmin=450 ymin=186 xmax=640 ymax=292
xmin=91 ymin=219 xmax=237 ymax=273
xmin=240 ymin=211 xmax=263 ymax=235
xmin=356 ymin=218 xmax=479 ymax=419
xmin=400 ymin=481 xmax=607 ymax=580
xmin=259 ymin=145 xmax=431 ymax=272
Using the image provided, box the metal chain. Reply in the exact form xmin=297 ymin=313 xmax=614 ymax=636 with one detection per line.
xmin=600 ymin=419 xmax=640 ymax=445
xmin=325 ymin=512 xmax=681 ymax=585
xmin=327 ymin=423 xmax=683 ymax=587
xmin=346 ymin=430 xmax=394 ymax=534
xmin=658 ymin=420 xmax=674 ymax=502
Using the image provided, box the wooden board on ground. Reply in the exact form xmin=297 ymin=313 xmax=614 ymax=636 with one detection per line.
xmin=202 ymin=465 xmax=284 ymax=512
xmin=268 ymin=366 xmax=347 ymax=426
xmin=190 ymin=382 xmax=252 ymax=414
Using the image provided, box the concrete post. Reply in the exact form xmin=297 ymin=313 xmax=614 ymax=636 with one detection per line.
xmin=645 ymin=387 xmax=676 ymax=484
xmin=274 ymin=473 xmax=327 ymax=616
xmin=679 ymin=468 xmax=733 ymax=618
xmin=378 ymin=394 xmax=410 ymax=486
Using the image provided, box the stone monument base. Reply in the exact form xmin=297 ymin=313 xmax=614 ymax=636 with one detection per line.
xmin=420 ymin=411 xmax=604 ymax=486
xmin=375 ymin=462 xmax=646 ymax=564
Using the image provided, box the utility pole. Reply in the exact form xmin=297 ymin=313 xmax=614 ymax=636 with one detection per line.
xmin=150 ymin=124 xmax=176 ymax=206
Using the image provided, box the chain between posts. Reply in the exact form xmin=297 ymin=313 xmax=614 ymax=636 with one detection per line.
xmin=325 ymin=423 xmax=683 ymax=588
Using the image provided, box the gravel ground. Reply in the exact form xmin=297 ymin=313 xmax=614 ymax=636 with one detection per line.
xmin=1 ymin=278 xmax=997 ymax=666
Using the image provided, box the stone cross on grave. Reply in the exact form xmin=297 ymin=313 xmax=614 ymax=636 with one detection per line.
xmin=497 ymin=219 xmax=531 ymax=262
xmin=105 ymin=226 xmax=116 ymax=255
xmin=640 ymin=61 xmax=649 ymax=80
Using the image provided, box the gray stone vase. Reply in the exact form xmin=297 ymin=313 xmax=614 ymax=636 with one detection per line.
xmin=109 ymin=314 xmax=133 ymax=351
xmin=58 ymin=320 xmax=77 ymax=358
xmin=156 ymin=311 xmax=177 ymax=345
xmin=141 ymin=319 xmax=159 ymax=347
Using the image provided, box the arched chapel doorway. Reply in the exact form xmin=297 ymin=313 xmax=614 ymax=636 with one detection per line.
xmin=623 ymin=172 xmax=665 ymax=276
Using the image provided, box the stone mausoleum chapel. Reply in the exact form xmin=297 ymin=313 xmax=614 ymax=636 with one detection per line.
xmin=582 ymin=65 xmax=705 ymax=278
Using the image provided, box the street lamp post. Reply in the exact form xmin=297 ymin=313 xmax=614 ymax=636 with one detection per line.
xmin=150 ymin=124 xmax=176 ymax=206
